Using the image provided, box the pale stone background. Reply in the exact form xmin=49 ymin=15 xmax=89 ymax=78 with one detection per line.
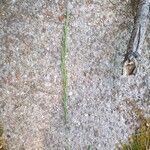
xmin=0 ymin=0 xmax=149 ymax=149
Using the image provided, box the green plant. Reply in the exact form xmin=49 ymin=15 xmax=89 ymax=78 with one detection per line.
xmin=88 ymin=145 xmax=92 ymax=150
xmin=119 ymin=120 xmax=150 ymax=150
xmin=117 ymin=100 xmax=150 ymax=150
xmin=61 ymin=11 xmax=69 ymax=123
xmin=0 ymin=123 xmax=5 ymax=150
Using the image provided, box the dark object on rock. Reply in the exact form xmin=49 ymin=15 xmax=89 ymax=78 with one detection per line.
xmin=123 ymin=0 xmax=150 ymax=76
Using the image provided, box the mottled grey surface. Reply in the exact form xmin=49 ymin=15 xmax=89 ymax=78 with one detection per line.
xmin=0 ymin=0 xmax=150 ymax=150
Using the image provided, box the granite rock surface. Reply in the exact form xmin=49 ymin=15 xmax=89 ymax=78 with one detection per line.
xmin=0 ymin=0 xmax=149 ymax=149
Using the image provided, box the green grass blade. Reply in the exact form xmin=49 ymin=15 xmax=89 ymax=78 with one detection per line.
xmin=60 ymin=11 xmax=69 ymax=123
xmin=88 ymin=145 xmax=92 ymax=150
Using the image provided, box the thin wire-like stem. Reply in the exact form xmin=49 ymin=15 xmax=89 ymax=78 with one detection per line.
xmin=61 ymin=11 xmax=69 ymax=123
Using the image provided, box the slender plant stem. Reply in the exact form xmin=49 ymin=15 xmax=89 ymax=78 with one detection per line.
xmin=61 ymin=11 xmax=69 ymax=123
xmin=88 ymin=145 xmax=92 ymax=150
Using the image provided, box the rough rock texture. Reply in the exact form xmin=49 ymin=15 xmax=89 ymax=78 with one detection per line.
xmin=0 ymin=0 xmax=149 ymax=150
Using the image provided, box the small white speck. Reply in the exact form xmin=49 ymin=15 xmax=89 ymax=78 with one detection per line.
xmin=69 ymin=91 xmax=73 ymax=96
xmin=84 ymin=114 xmax=88 ymax=117
xmin=12 ymin=0 xmax=16 ymax=4
xmin=55 ymin=0 xmax=59 ymax=3
xmin=7 ymin=91 xmax=10 ymax=94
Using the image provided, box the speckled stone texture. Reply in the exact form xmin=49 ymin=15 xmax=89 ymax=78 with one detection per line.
xmin=0 ymin=0 xmax=149 ymax=150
